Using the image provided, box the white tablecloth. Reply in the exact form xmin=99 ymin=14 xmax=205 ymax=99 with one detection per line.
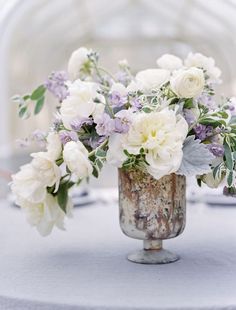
xmin=0 ymin=195 xmax=236 ymax=310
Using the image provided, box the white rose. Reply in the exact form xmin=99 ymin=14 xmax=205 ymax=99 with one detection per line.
xmin=46 ymin=132 xmax=62 ymax=160
xmin=68 ymin=47 xmax=91 ymax=80
xmin=63 ymin=141 xmax=93 ymax=179
xmin=123 ymin=110 xmax=188 ymax=179
xmin=11 ymin=163 xmax=47 ymax=204
xmin=60 ymin=80 xmax=99 ymax=129
xmin=31 ymin=152 xmax=61 ymax=191
xmin=135 ymin=69 xmax=170 ymax=92
xmin=19 ymin=194 xmax=73 ymax=236
xmin=156 ymin=54 xmax=183 ymax=71
xmin=184 ymin=52 xmax=221 ymax=82
xmin=170 ymin=67 xmax=205 ymax=98
xmin=106 ymin=133 xmax=127 ymax=167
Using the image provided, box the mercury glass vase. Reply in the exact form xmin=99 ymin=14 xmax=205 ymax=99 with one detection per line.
xmin=118 ymin=169 xmax=186 ymax=264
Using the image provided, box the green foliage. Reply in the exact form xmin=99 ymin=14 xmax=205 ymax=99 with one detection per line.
xmin=12 ymin=84 xmax=46 ymax=119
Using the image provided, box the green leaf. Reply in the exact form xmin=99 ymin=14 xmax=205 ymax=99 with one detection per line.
xmin=31 ymin=85 xmax=46 ymax=100
xmin=23 ymin=94 xmax=31 ymax=101
xmin=224 ymin=141 xmax=233 ymax=170
xmin=92 ymin=166 xmax=99 ymax=178
xmin=199 ymin=118 xmax=225 ymax=128
xmin=95 ymin=149 xmax=106 ymax=158
xmin=96 ymin=159 xmax=103 ymax=170
xmin=34 ymin=96 xmax=45 ymax=114
xmin=18 ymin=106 xmax=29 ymax=119
xmin=142 ymin=107 xmax=152 ymax=113
xmin=57 ymin=182 xmax=68 ymax=213
xmin=227 ymin=171 xmax=234 ymax=187
xmin=184 ymin=99 xmax=194 ymax=109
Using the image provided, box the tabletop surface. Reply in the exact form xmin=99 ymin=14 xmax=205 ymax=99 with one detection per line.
xmin=1 ymin=193 xmax=236 ymax=310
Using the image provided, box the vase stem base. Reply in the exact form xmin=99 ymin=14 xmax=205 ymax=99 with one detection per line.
xmin=127 ymin=248 xmax=179 ymax=264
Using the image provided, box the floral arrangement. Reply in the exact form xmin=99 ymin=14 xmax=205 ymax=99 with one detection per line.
xmin=11 ymin=47 xmax=236 ymax=236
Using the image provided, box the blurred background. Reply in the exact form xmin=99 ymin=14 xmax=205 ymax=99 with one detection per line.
xmin=1 ymin=0 xmax=236 ymax=201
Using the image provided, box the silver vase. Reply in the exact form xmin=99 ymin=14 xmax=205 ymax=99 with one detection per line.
xmin=118 ymin=169 xmax=186 ymax=264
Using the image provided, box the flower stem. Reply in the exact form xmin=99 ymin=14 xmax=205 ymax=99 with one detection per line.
xmin=88 ymin=139 xmax=108 ymax=158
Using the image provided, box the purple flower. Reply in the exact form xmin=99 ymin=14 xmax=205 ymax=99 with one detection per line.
xmin=130 ymin=98 xmax=142 ymax=110
xmin=183 ymin=109 xmax=197 ymax=125
xmin=115 ymin=71 xmax=130 ymax=85
xmin=194 ymin=124 xmax=213 ymax=141
xmin=207 ymin=143 xmax=224 ymax=157
xmin=88 ymin=136 xmax=106 ymax=149
xmin=59 ymin=130 xmax=78 ymax=145
xmin=223 ymin=186 xmax=236 ymax=197
xmin=114 ymin=110 xmax=132 ymax=134
xmin=197 ymin=93 xmax=216 ymax=110
xmin=45 ymin=71 xmax=69 ymax=102
xmin=109 ymin=91 xmax=127 ymax=107
xmin=70 ymin=117 xmax=93 ymax=131
xmin=95 ymin=113 xmax=115 ymax=136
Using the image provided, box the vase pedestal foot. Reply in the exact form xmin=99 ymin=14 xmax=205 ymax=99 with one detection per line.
xmin=127 ymin=240 xmax=179 ymax=264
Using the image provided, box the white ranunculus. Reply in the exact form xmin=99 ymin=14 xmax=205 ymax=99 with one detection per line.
xmin=184 ymin=52 xmax=221 ymax=82
xmin=123 ymin=110 xmax=188 ymax=180
xmin=31 ymin=152 xmax=61 ymax=191
xmin=156 ymin=54 xmax=183 ymax=71
xmin=46 ymin=132 xmax=62 ymax=160
xmin=11 ymin=163 xmax=47 ymax=204
xmin=68 ymin=47 xmax=91 ymax=80
xmin=170 ymin=67 xmax=205 ymax=98
xmin=135 ymin=69 xmax=170 ymax=92
xmin=19 ymin=194 xmax=73 ymax=236
xmin=63 ymin=141 xmax=93 ymax=179
xmin=60 ymin=80 xmax=99 ymax=129
xmin=106 ymin=133 xmax=127 ymax=167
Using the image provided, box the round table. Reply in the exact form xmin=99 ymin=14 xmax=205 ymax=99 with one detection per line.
xmin=1 ymin=194 xmax=236 ymax=310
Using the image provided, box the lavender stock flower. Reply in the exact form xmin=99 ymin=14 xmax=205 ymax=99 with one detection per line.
xmin=95 ymin=113 xmax=115 ymax=136
xmin=45 ymin=71 xmax=69 ymax=102
xmin=59 ymin=130 xmax=78 ymax=145
xmin=207 ymin=143 xmax=224 ymax=157
xmin=114 ymin=110 xmax=132 ymax=134
xmin=109 ymin=91 xmax=127 ymax=107
xmin=194 ymin=124 xmax=213 ymax=141
xmin=183 ymin=109 xmax=197 ymax=126
xmin=70 ymin=117 xmax=94 ymax=131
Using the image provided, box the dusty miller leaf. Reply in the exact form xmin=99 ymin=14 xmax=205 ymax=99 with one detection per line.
xmin=177 ymin=136 xmax=214 ymax=177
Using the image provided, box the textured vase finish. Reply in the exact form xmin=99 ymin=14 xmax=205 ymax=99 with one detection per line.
xmin=118 ymin=169 xmax=186 ymax=264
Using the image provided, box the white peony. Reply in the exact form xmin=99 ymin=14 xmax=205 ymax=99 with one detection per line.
xmin=184 ymin=52 xmax=221 ymax=82
xmin=156 ymin=54 xmax=183 ymax=71
xmin=63 ymin=141 xmax=93 ymax=179
xmin=31 ymin=152 xmax=61 ymax=191
xmin=19 ymin=194 xmax=73 ymax=236
xmin=46 ymin=132 xmax=62 ymax=160
xmin=170 ymin=67 xmax=205 ymax=98
xmin=60 ymin=80 xmax=99 ymax=129
xmin=68 ymin=47 xmax=91 ymax=80
xmin=135 ymin=69 xmax=170 ymax=92
xmin=123 ymin=110 xmax=188 ymax=180
xmin=11 ymin=163 xmax=47 ymax=204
